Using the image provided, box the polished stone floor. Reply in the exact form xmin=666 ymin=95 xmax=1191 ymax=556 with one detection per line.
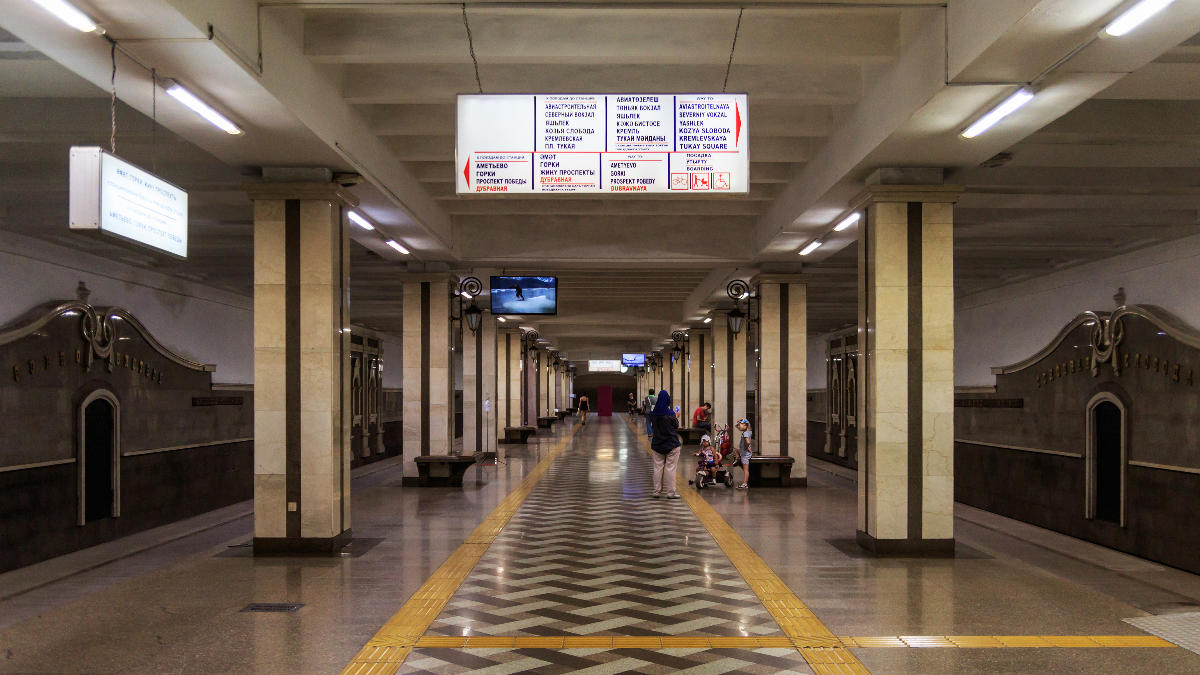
xmin=2 ymin=415 xmax=1200 ymax=674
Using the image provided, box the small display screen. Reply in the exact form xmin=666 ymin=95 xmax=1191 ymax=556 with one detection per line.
xmin=490 ymin=276 xmax=557 ymax=315
xmin=588 ymin=360 xmax=622 ymax=373
xmin=622 ymin=353 xmax=645 ymax=367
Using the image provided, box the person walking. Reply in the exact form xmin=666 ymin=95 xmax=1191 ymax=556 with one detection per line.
xmin=649 ymin=390 xmax=682 ymax=499
xmin=643 ymin=389 xmax=657 ymax=436
xmin=577 ymin=394 xmax=590 ymax=425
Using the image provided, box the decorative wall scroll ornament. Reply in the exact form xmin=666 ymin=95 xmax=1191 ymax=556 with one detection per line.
xmin=458 ymin=276 xmax=483 ymax=298
xmin=1085 ymin=310 xmax=1125 ymax=377
xmin=80 ymin=305 xmax=117 ymax=372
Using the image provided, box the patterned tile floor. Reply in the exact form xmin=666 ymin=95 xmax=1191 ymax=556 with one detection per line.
xmin=406 ymin=419 xmax=795 ymax=673
xmin=1125 ymin=611 xmax=1200 ymax=656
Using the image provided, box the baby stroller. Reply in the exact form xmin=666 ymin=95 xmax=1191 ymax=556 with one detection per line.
xmin=693 ymin=428 xmax=735 ymax=489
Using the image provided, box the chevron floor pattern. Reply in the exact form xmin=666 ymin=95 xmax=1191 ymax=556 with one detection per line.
xmin=403 ymin=417 xmax=804 ymax=673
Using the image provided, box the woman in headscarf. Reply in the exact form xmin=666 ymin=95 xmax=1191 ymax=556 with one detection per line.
xmin=649 ymin=390 xmax=682 ymax=499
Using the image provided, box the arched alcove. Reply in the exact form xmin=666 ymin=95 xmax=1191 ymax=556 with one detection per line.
xmin=78 ymin=390 xmax=120 ymax=525
xmin=1085 ymin=392 xmax=1126 ymax=526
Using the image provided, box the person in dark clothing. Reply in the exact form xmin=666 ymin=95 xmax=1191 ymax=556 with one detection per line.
xmin=514 ymin=282 xmax=524 ymax=300
xmin=649 ymin=390 xmax=682 ymax=499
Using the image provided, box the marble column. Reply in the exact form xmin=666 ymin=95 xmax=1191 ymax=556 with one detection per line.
xmin=543 ymin=354 xmax=554 ymax=416
xmin=689 ymin=329 xmax=711 ymax=417
xmin=711 ymin=323 xmax=729 ymax=429
xmin=670 ymin=349 xmax=683 ymax=415
xmin=462 ymin=311 xmax=497 ymax=455
xmin=524 ymin=347 xmax=539 ymax=425
xmin=247 ymin=181 xmax=354 ymax=554
xmin=496 ymin=327 xmax=522 ymax=437
xmin=855 ymin=170 xmax=960 ymax=555
xmin=555 ymin=362 xmax=564 ymax=412
xmin=754 ymin=276 xmax=808 ymax=484
xmin=732 ymin=319 xmax=748 ymax=426
xmin=401 ymin=276 xmax=453 ymax=483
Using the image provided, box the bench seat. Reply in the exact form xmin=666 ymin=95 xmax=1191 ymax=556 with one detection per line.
xmin=502 ymin=426 xmax=537 ymax=444
xmin=410 ymin=455 xmax=478 ymax=487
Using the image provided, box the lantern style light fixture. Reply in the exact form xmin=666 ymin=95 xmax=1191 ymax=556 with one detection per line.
xmin=455 ymin=276 xmax=484 ymax=333
xmin=726 ymin=280 xmax=749 ymax=335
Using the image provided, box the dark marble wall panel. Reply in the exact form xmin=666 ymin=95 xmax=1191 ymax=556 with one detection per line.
xmin=806 ymin=420 xmax=858 ymax=470
xmin=956 ymin=309 xmax=1200 ymax=575
xmin=0 ymin=302 xmax=255 ymax=572
xmin=0 ymin=441 xmax=251 ymax=573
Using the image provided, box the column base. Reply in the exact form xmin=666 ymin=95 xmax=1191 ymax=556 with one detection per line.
xmin=855 ymin=530 xmax=955 ymax=557
xmin=254 ymin=529 xmax=352 ymax=556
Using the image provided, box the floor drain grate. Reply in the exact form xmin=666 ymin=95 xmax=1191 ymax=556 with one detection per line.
xmin=241 ymin=602 xmax=304 ymax=613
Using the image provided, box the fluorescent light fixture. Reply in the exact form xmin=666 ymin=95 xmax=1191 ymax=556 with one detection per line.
xmin=164 ymin=81 xmax=244 ymax=135
xmin=799 ymin=240 xmax=822 ymax=255
xmin=1105 ymin=0 xmax=1174 ymax=36
xmin=739 ymin=292 xmax=749 ymax=299
xmin=385 ymin=239 xmax=409 ymax=254
xmin=961 ymin=88 xmax=1034 ymax=139
xmin=347 ymin=211 xmax=374 ymax=230
xmin=703 ymin=316 xmax=713 ymax=324
xmin=29 ymin=0 xmax=98 ymax=32
xmin=460 ymin=290 xmax=472 ymax=299
xmin=834 ymin=212 xmax=861 ymax=232
xmin=497 ymin=316 xmax=507 ymax=322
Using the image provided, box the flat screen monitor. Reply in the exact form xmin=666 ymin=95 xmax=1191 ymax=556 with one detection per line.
xmin=622 ymin=353 xmax=645 ymax=367
xmin=490 ymin=276 xmax=557 ymax=315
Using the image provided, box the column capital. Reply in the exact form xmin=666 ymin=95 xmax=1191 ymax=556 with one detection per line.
xmin=243 ymin=181 xmax=359 ymax=207
xmin=851 ymin=183 xmax=964 ymax=207
xmin=751 ymin=273 xmax=809 ymax=286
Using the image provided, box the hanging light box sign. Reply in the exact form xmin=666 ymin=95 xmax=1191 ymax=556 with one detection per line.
xmin=456 ymin=94 xmax=748 ymax=195
xmin=69 ymin=147 xmax=188 ymax=258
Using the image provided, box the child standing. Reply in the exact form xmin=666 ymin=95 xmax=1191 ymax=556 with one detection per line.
xmin=735 ymin=418 xmax=753 ymax=489
xmin=695 ymin=435 xmax=717 ymax=485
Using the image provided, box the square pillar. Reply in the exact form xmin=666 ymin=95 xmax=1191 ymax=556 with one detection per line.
xmin=754 ymin=277 xmax=808 ymax=484
xmin=247 ymin=181 xmax=355 ymax=554
xmin=496 ymin=327 xmax=522 ymax=437
xmin=689 ymin=329 xmax=711 ymax=418
xmin=401 ymin=276 xmax=453 ymax=484
xmin=462 ymin=311 xmax=496 ymax=455
xmin=712 ymin=325 xmax=729 ymax=428
xmin=670 ymin=350 xmax=683 ymax=414
xmin=856 ymin=175 xmax=960 ymax=555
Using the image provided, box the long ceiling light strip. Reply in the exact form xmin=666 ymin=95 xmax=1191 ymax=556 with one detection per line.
xmin=833 ymin=212 xmax=861 ymax=232
xmin=347 ymin=210 xmax=374 ymax=230
xmin=385 ymin=239 xmax=410 ymax=255
xmin=164 ymin=80 xmax=243 ymax=135
xmin=960 ymin=87 xmax=1035 ymax=139
xmin=28 ymin=0 xmax=97 ymax=32
xmin=1105 ymin=0 xmax=1175 ymax=36
xmin=799 ymin=240 xmax=822 ymax=256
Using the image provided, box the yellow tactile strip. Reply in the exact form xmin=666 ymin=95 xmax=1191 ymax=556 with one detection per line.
xmin=622 ymin=416 xmax=871 ymax=675
xmin=410 ymin=634 xmax=1176 ymax=649
xmin=340 ymin=422 xmax=582 ymax=675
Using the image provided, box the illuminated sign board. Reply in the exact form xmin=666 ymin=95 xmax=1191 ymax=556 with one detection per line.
xmin=588 ymin=359 xmax=623 ymax=373
xmin=457 ymin=94 xmax=748 ymax=194
xmin=69 ymin=147 xmax=188 ymax=258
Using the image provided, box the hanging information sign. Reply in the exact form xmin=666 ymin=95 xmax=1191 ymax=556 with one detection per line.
xmin=457 ymin=94 xmax=748 ymax=194
xmin=69 ymin=147 xmax=188 ymax=258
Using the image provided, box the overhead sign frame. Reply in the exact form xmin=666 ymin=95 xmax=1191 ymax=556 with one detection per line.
xmin=456 ymin=93 xmax=748 ymax=195
xmin=69 ymin=147 xmax=188 ymax=258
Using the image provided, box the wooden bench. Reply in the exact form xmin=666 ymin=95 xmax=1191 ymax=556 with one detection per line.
xmin=412 ymin=455 xmax=478 ymax=487
xmin=746 ymin=455 xmax=803 ymax=487
xmin=502 ymin=426 xmax=537 ymax=444
xmin=678 ymin=427 xmax=709 ymax=445
xmin=536 ymin=416 xmax=557 ymax=429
